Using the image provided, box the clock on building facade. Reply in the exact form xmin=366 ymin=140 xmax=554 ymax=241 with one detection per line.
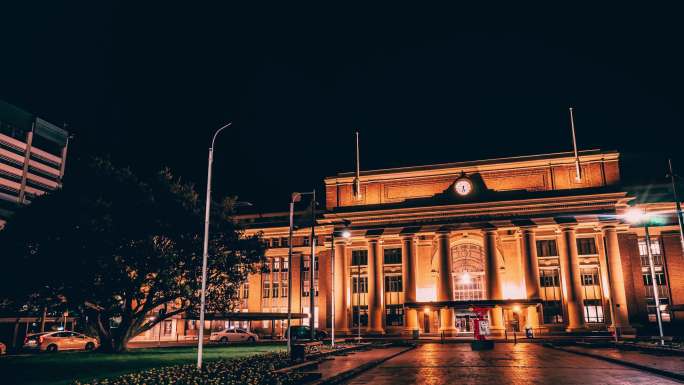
xmin=454 ymin=175 xmax=473 ymax=196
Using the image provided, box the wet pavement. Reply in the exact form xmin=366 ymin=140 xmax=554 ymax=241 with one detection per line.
xmin=342 ymin=343 xmax=682 ymax=385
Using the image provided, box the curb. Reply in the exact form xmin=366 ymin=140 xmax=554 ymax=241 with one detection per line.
xmin=543 ymin=344 xmax=684 ymax=383
xmin=311 ymin=345 xmax=417 ymax=385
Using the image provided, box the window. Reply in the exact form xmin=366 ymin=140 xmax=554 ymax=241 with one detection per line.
xmin=272 ymin=282 xmax=279 ymax=298
xmin=272 ymin=238 xmax=280 ymax=248
xmin=352 ymin=276 xmax=368 ymax=293
xmin=262 ymin=281 xmax=270 ymax=298
xmin=576 ymin=238 xmax=597 ymax=255
xmin=352 ymin=305 xmax=369 ymax=327
xmin=647 ymin=298 xmax=671 ymax=323
xmin=539 ymin=269 xmax=560 ymax=287
xmin=281 ymin=237 xmax=289 ymax=247
xmin=384 ymin=275 xmax=403 ymax=293
xmin=638 ymin=239 xmax=663 ymax=266
xmin=581 ymin=268 xmax=600 ymax=286
xmin=536 ymin=240 xmax=558 ymax=257
xmin=303 ymin=237 xmax=310 ymax=246
xmin=383 ymin=248 xmax=402 ymax=265
xmin=281 ymin=282 xmax=288 ymax=298
xmin=542 ymin=300 xmax=563 ymax=324
xmin=351 ymin=250 xmax=368 ymax=266
xmin=163 ymin=320 xmax=173 ymax=336
xmin=583 ymin=299 xmax=604 ymax=323
xmin=242 ymin=283 xmax=249 ymax=299
xmin=643 ymin=272 xmax=667 ymax=286
xmin=385 ymin=304 xmax=404 ymax=326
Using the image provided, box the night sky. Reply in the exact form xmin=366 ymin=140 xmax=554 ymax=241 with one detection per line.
xmin=2 ymin=3 xmax=683 ymax=211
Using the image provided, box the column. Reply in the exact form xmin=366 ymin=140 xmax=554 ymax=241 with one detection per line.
xmin=603 ymin=225 xmax=632 ymax=331
xmin=334 ymin=240 xmax=349 ymax=333
xmin=560 ymin=226 xmax=586 ymax=331
xmin=368 ymin=239 xmax=385 ymax=334
xmin=484 ymin=229 xmax=504 ymax=331
xmin=437 ymin=232 xmax=456 ymax=333
xmin=521 ymin=228 xmax=541 ymax=328
xmin=402 ymin=235 xmax=419 ymax=332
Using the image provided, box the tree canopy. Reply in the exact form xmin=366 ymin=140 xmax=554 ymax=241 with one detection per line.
xmin=0 ymin=158 xmax=264 ymax=351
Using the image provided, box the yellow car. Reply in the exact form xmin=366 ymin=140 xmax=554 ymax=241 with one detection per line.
xmin=24 ymin=331 xmax=99 ymax=352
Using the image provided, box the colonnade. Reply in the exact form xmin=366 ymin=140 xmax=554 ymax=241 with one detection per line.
xmin=331 ymin=224 xmax=631 ymax=335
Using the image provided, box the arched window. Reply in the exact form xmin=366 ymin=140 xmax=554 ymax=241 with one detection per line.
xmin=451 ymin=243 xmax=486 ymax=301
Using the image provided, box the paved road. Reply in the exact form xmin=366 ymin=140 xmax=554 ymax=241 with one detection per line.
xmin=342 ymin=343 xmax=681 ymax=385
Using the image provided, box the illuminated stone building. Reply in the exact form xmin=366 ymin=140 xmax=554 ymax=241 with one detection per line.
xmin=0 ymin=100 xmax=69 ymax=229
xmin=239 ymin=149 xmax=684 ymax=337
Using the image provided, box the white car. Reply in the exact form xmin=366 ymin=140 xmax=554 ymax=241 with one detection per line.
xmin=209 ymin=328 xmax=258 ymax=343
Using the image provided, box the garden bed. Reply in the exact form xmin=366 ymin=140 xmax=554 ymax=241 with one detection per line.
xmin=75 ymin=352 xmax=308 ymax=385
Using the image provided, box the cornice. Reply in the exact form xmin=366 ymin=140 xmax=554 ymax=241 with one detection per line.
xmin=325 ymin=150 xmax=618 ymax=185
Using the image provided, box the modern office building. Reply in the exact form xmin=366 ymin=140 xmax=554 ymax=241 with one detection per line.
xmin=131 ymin=149 xmax=684 ymax=341
xmin=0 ymin=100 xmax=69 ymax=228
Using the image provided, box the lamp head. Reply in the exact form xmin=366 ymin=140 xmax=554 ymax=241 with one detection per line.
xmin=291 ymin=192 xmax=302 ymax=203
xmin=341 ymin=229 xmax=352 ymax=239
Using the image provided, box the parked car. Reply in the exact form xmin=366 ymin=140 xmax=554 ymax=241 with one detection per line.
xmin=0 ymin=341 xmax=6 ymax=355
xmin=209 ymin=328 xmax=259 ymax=343
xmin=23 ymin=331 xmax=99 ymax=352
xmin=285 ymin=326 xmax=328 ymax=341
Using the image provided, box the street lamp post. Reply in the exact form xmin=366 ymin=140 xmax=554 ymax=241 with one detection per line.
xmin=625 ymin=208 xmax=665 ymax=346
xmin=197 ymin=122 xmax=232 ymax=369
xmin=286 ymin=191 xmax=316 ymax=350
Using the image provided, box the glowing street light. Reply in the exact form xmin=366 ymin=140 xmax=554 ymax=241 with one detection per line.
xmin=624 ymin=207 xmax=665 ymax=345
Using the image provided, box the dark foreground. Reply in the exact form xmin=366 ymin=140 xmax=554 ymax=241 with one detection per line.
xmin=342 ymin=342 xmax=681 ymax=385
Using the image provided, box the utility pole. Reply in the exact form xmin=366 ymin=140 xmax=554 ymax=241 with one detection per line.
xmin=309 ymin=190 xmax=317 ymax=340
xmin=668 ymin=159 xmax=684 ymax=253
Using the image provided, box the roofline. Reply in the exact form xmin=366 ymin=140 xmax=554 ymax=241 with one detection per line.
xmin=326 ymin=149 xmax=618 ymax=184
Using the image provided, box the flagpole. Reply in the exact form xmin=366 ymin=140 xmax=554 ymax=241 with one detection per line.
xmin=569 ymin=107 xmax=581 ymax=181
xmin=354 ymin=131 xmax=362 ymax=200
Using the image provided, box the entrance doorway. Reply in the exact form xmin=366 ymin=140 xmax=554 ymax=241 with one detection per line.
xmin=455 ymin=314 xmax=472 ymax=333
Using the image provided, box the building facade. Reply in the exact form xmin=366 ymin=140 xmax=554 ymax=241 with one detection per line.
xmin=237 ymin=149 xmax=683 ymax=337
xmin=0 ymin=100 xmax=69 ymax=228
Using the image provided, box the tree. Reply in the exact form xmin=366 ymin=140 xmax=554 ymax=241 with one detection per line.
xmin=0 ymin=158 xmax=264 ymax=352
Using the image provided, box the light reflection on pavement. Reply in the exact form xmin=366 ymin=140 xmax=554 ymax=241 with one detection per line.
xmin=343 ymin=343 xmax=680 ymax=385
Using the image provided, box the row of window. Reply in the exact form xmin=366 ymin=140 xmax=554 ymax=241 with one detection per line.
xmin=351 ymin=248 xmax=402 ymax=266
xmin=350 ymin=275 xmax=403 ymax=293
xmin=536 ymin=238 xmax=597 ymax=258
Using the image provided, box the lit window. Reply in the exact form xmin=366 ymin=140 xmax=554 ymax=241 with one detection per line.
xmin=583 ymin=299 xmax=604 ymax=323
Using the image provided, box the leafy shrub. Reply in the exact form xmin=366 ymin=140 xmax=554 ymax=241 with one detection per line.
xmin=76 ymin=352 xmax=306 ymax=385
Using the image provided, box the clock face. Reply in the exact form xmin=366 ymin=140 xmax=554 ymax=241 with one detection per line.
xmin=454 ymin=179 xmax=473 ymax=196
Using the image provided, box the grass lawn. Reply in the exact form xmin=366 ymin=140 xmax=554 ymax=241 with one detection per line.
xmin=1 ymin=344 xmax=284 ymax=385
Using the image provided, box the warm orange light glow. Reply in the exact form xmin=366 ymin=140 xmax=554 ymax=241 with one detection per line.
xmin=416 ymin=287 xmax=436 ymax=302
xmin=512 ymin=305 xmax=521 ymax=313
xmin=458 ymin=271 xmax=472 ymax=284
xmin=423 ymin=307 xmax=430 ymax=314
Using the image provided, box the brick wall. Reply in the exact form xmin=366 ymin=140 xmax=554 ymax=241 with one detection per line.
xmin=662 ymin=232 xmax=684 ymax=322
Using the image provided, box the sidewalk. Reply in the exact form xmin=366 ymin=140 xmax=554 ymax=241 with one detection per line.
xmin=310 ymin=345 xmax=415 ymax=384
xmin=547 ymin=344 xmax=684 ymax=381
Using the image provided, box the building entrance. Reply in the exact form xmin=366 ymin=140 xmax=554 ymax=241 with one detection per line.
xmin=455 ymin=312 xmax=477 ymax=333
